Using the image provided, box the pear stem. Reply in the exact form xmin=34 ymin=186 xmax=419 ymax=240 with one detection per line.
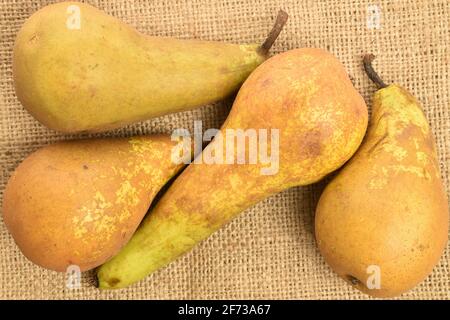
xmin=259 ymin=10 xmax=289 ymax=55
xmin=363 ymin=54 xmax=388 ymax=88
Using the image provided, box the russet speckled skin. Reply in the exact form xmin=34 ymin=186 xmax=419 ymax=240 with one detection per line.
xmin=2 ymin=136 xmax=185 ymax=272
xmin=315 ymin=85 xmax=449 ymax=297
xmin=13 ymin=2 xmax=267 ymax=133
xmin=97 ymin=48 xmax=369 ymax=289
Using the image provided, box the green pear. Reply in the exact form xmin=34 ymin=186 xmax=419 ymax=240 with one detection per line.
xmin=97 ymin=48 xmax=368 ymax=289
xmin=13 ymin=2 xmax=287 ymax=133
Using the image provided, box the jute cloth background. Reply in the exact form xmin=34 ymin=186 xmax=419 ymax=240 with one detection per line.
xmin=0 ymin=0 xmax=449 ymax=299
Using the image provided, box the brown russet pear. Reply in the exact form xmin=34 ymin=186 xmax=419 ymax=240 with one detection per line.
xmin=2 ymin=136 xmax=187 ymax=272
xmin=97 ymin=48 xmax=369 ymax=289
xmin=315 ymin=55 xmax=449 ymax=297
xmin=13 ymin=2 xmax=287 ymax=133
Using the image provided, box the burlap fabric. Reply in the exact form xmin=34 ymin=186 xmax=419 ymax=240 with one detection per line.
xmin=0 ymin=0 xmax=449 ymax=300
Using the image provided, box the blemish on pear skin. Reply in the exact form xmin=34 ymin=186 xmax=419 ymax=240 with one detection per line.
xmin=283 ymin=96 xmax=298 ymax=111
xmin=129 ymin=137 xmax=166 ymax=161
xmin=118 ymin=208 xmax=132 ymax=223
xmin=88 ymin=85 xmax=97 ymax=97
xmin=300 ymin=131 xmax=322 ymax=158
xmin=396 ymin=123 xmax=418 ymax=142
xmin=219 ymin=66 xmax=230 ymax=74
xmin=115 ymin=181 xmax=139 ymax=206
xmin=367 ymin=132 xmax=388 ymax=156
xmin=73 ymin=191 xmax=114 ymax=240
xmin=416 ymin=151 xmax=428 ymax=165
xmin=368 ymin=162 xmax=432 ymax=189
xmin=106 ymin=277 xmax=121 ymax=287
xmin=261 ymin=78 xmax=272 ymax=88
xmin=383 ymin=143 xmax=408 ymax=161
xmin=368 ymin=176 xmax=388 ymax=189
xmin=28 ymin=33 xmax=38 ymax=44
xmin=425 ymin=133 xmax=437 ymax=154
xmin=389 ymin=164 xmax=431 ymax=180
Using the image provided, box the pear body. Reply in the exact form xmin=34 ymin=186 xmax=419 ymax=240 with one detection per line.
xmin=97 ymin=48 xmax=368 ymax=289
xmin=2 ymin=136 xmax=185 ymax=272
xmin=13 ymin=2 xmax=267 ymax=132
xmin=315 ymin=85 xmax=449 ymax=297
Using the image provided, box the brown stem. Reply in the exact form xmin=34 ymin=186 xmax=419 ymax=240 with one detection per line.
xmin=259 ymin=10 xmax=289 ymax=55
xmin=363 ymin=54 xmax=388 ymax=88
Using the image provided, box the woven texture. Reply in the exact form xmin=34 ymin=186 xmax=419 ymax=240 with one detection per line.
xmin=0 ymin=0 xmax=449 ymax=300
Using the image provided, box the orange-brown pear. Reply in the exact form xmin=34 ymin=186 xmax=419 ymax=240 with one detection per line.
xmin=97 ymin=48 xmax=368 ymax=289
xmin=315 ymin=55 xmax=449 ymax=297
xmin=2 ymin=136 xmax=186 ymax=272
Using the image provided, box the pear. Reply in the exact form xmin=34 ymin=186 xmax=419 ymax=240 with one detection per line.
xmin=2 ymin=136 xmax=186 ymax=272
xmin=13 ymin=2 xmax=287 ymax=133
xmin=315 ymin=55 xmax=449 ymax=297
xmin=97 ymin=48 xmax=368 ymax=289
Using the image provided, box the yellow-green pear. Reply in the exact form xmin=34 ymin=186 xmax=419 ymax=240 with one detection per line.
xmin=13 ymin=2 xmax=287 ymax=133
xmin=2 ymin=136 xmax=186 ymax=272
xmin=315 ymin=55 xmax=449 ymax=297
xmin=97 ymin=48 xmax=368 ymax=289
